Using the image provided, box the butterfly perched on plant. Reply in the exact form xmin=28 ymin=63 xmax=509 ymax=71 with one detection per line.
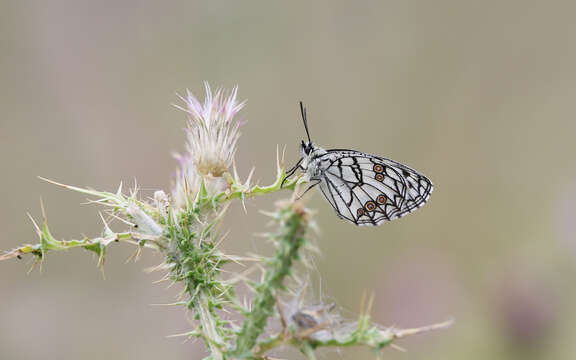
xmin=283 ymin=102 xmax=433 ymax=226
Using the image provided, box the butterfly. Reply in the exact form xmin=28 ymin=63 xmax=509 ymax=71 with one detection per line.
xmin=283 ymin=102 xmax=433 ymax=226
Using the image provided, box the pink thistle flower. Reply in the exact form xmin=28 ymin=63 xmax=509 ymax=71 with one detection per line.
xmin=172 ymin=83 xmax=246 ymax=207
xmin=178 ymin=83 xmax=245 ymax=177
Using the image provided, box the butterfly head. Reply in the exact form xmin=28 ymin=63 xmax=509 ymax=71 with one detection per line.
xmin=301 ymin=140 xmax=314 ymax=156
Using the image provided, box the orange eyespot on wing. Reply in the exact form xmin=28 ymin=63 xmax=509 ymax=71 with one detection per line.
xmin=318 ymin=149 xmax=433 ymax=226
xmin=377 ymin=194 xmax=387 ymax=205
xmin=365 ymin=201 xmax=376 ymax=211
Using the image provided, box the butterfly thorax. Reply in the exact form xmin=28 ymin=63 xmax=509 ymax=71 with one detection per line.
xmin=300 ymin=143 xmax=328 ymax=180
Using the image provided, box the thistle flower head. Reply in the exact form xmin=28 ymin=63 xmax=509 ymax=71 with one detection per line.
xmin=172 ymin=83 xmax=245 ymax=207
xmin=179 ymin=83 xmax=245 ymax=177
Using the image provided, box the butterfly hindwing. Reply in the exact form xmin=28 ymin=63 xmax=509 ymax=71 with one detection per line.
xmin=318 ymin=150 xmax=433 ymax=226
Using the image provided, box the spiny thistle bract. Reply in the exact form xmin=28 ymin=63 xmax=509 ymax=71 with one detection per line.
xmin=0 ymin=84 xmax=451 ymax=359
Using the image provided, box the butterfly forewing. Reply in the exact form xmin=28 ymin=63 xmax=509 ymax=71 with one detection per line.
xmin=317 ymin=150 xmax=433 ymax=226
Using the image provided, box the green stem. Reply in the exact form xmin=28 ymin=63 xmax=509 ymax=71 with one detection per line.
xmin=253 ymin=333 xmax=285 ymax=357
xmin=223 ymin=171 xmax=302 ymax=203
xmin=0 ymin=221 xmax=162 ymax=264
xmin=252 ymin=317 xmax=454 ymax=357
xmin=301 ymin=344 xmax=317 ymax=360
xmin=196 ymin=293 xmax=225 ymax=360
xmin=232 ymin=206 xmax=308 ymax=357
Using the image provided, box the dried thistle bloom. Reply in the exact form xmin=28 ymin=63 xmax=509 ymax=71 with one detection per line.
xmin=280 ymin=286 xmax=340 ymax=342
xmin=178 ymin=83 xmax=245 ymax=177
xmin=172 ymin=83 xmax=245 ymax=207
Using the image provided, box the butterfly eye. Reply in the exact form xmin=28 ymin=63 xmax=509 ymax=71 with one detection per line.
xmin=301 ymin=141 xmax=313 ymax=155
xmin=301 ymin=140 xmax=308 ymax=153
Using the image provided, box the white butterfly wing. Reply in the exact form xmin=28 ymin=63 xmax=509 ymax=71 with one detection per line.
xmin=318 ymin=150 xmax=433 ymax=226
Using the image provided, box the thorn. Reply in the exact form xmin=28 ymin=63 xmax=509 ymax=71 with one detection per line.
xmin=393 ymin=318 xmax=455 ymax=339
xmin=26 ymin=213 xmax=41 ymax=237
xmin=144 ymin=263 xmax=171 ymax=273
xmin=82 ymin=198 xmax=109 ymax=206
xmin=276 ymin=144 xmax=281 ymax=173
xmin=212 ymin=232 xmax=230 ymax=249
xmin=390 ymin=344 xmax=407 ymax=352
xmin=150 ymin=301 xmax=187 ymax=307
xmin=125 ymin=247 xmax=141 ymax=264
xmin=38 ymin=176 xmax=65 ymax=187
xmin=246 ymin=167 xmax=255 ymax=186
xmin=27 ymin=255 xmax=42 ymax=274
xmin=164 ymin=280 xmax=177 ymax=290
xmin=166 ymin=330 xmax=197 ymax=338
xmin=99 ymin=212 xmax=113 ymax=235
xmin=220 ymin=254 xmax=259 ymax=263
xmin=99 ymin=265 xmax=106 ymax=280
xmin=359 ymin=290 xmax=368 ymax=318
xmin=232 ymin=160 xmax=240 ymax=183
xmin=366 ymin=292 xmax=375 ymax=315
xmin=107 ymin=212 xmax=135 ymax=227
xmin=130 ymin=178 xmax=139 ymax=199
xmin=281 ymin=144 xmax=287 ymax=166
xmin=218 ymin=254 xmax=247 ymax=267
xmin=225 ymin=264 xmax=260 ymax=285
xmin=151 ymin=275 xmax=172 ymax=284
xmin=39 ymin=197 xmax=47 ymax=221
xmin=241 ymin=195 xmax=248 ymax=214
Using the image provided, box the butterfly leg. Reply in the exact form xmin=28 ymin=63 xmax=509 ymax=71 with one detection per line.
xmin=281 ymin=158 xmax=303 ymax=188
xmin=296 ymin=179 xmax=321 ymax=200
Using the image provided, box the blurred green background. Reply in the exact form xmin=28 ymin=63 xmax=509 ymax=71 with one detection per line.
xmin=2 ymin=1 xmax=576 ymax=359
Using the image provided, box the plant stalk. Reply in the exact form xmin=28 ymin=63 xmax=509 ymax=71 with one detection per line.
xmin=232 ymin=205 xmax=308 ymax=357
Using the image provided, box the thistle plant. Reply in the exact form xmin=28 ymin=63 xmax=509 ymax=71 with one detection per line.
xmin=1 ymin=83 xmax=451 ymax=359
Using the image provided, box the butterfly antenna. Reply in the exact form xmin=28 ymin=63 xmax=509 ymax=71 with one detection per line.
xmin=299 ymin=101 xmax=312 ymax=143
